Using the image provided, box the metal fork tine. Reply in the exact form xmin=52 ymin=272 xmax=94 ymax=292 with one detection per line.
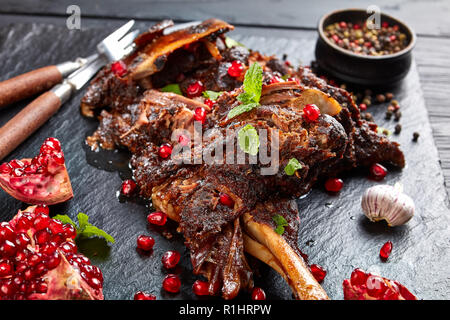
xmin=118 ymin=29 xmax=139 ymax=49
xmin=102 ymin=20 xmax=135 ymax=43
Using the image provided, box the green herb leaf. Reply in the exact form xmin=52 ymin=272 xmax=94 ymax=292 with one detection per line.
xmin=80 ymin=225 xmax=115 ymax=244
xmin=203 ymin=90 xmax=223 ymax=101
xmin=160 ymin=83 xmax=183 ymax=95
xmin=227 ymin=62 xmax=263 ymax=120
xmin=284 ymin=158 xmax=302 ymax=176
xmin=225 ymin=37 xmax=247 ymax=49
xmin=272 ymin=214 xmax=289 ymax=235
xmin=238 ymin=124 xmax=260 ymax=156
xmin=53 ymin=213 xmax=115 ymax=244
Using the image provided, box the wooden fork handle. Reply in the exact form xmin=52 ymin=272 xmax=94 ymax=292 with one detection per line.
xmin=0 ymin=66 xmax=63 ymax=108
xmin=0 ymin=91 xmax=62 ymax=160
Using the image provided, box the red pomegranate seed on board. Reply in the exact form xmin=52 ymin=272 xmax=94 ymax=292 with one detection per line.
xmin=192 ymin=280 xmax=209 ymax=296
xmin=310 ymin=264 xmax=327 ymax=283
xmin=380 ymin=241 xmax=393 ymax=260
xmin=369 ymin=163 xmax=388 ymax=181
xmin=136 ymin=235 xmax=155 ymax=251
xmin=147 ymin=212 xmax=167 ymax=226
xmin=324 ymin=178 xmax=344 ymax=192
xmin=121 ymin=179 xmax=137 ymax=196
xmin=162 ymin=274 xmax=181 ymax=293
xmin=134 ymin=291 xmax=156 ymax=300
xmin=251 ymin=287 xmax=266 ymax=300
xmin=161 ymin=250 xmax=181 ymax=269
xmin=302 ymin=104 xmax=321 ymax=122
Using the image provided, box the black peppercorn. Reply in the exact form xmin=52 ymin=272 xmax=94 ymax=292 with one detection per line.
xmin=394 ymin=124 xmax=402 ymax=134
xmin=413 ymin=132 xmax=420 ymax=141
xmin=394 ymin=111 xmax=402 ymax=121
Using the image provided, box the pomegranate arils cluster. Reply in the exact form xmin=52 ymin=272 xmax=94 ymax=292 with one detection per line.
xmin=0 ymin=137 xmax=73 ymax=205
xmin=343 ymin=268 xmax=416 ymax=300
xmin=0 ymin=206 xmax=103 ymax=300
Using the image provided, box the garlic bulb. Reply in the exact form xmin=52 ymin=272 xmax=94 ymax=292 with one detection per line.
xmin=361 ymin=184 xmax=414 ymax=226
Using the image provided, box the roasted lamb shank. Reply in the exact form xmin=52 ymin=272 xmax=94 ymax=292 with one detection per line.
xmin=81 ymin=19 xmax=404 ymax=300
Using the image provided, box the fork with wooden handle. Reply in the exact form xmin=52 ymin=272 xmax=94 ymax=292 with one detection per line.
xmin=0 ymin=20 xmax=138 ymax=161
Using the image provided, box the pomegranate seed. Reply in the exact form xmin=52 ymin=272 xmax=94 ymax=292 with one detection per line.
xmin=62 ymin=224 xmax=77 ymax=239
xmin=310 ymin=264 xmax=327 ymax=283
xmin=269 ymin=75 xmax=282 ymax=84
xmin=178 ymin=134 xmax=190 ymax=146
xmin=134 ymin=291 xmax=156 ymax=300
xmin=350 ymin=268 xmax=368 ymax=287
xmin=36 ymin=281 xmax=48 ymax=293
xmin=162 ymin=274 xmax=181 ymax=293
xmin=46 ymin=252 xmax=61 ymax=270
xmin=89 ymin=277 xmax=102 ymax=289
xmin=158 ymin=144 xmax=172 ymax=159
xmin=251 ymin=287 xmax=266 ymax=300
xmin=147 ymin=211 xmax=167 ymax=226
xmin=324 ymin=178 xmax=344 ymax=192
xmin=136 ymin=235 xmax=155 ymax=251
xmin=0 ymin=280 xmax=14 ymax=296
xmin=302 ymin=104 xmax=321 ymax=122
xmin=15 ymin=250 xmax=29 ymax=263
xmin=111 ymin=60 xmax=127 ymax=77
xmin=0 ymin=240 xmax=16 ymax=257
xmin=0 ymin=261 xmax=13 ymax=277
xmin=48 ymin=219 xmax=64 ymax=234
xmin=380 ymin=241 xmax=393 ymax=260
xmin=186 ymin=81 xmax=204 ymax=98
xmin=219 ymin=193 xmax=234 ymax=208
xmin=369 ymin=163 xmax=387 ymax=181
xmin=204 ymin=99 xmax=215 ymax=108
xmin=9 ymin=160 xmax=24 ymax=169
xmin=59 ymin=241 xmax=77 ymax=255
xmin=227 ymin=60 xmax=244 ymax=78
xmin=193 ymin=107 xmax=207 ymax=124
xmin=161 ymin=250 xmax=181 ymax=269
xmin=14 ymin=233 xmax=31 ymax=248
xmin=33 ymin=213 xmax=50 ymax=230
xmin=40 ymin=243 xmax=57 ymax=255
xmin=192 ymin=280 xmax=209 ymax=296
xmin=16 ymin=214 xmax=33 ymax=231
xmin=34 ymin=228 xmax=52 ymax=245
xmin=0 ymin=222 xmax=15 ymax=242
xmin=28 ymin=253 xmax=43 ymax=267
xmin=0 ymin=163 xmax=11 ymax=174
xmin=121 ymin=179 xmax=137 ymax=196
xmin=34 ymin=205 xmax=49 ymax=216
xmin=359 ymin=103 xmax=367 ymax=111
xmin=52 ymin=152 xmax=65 ymax=165
xmin=366 ymin=275 xmax=388 ymax=297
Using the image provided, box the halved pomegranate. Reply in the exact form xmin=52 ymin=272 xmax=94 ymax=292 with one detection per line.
xmin=0 ymin=138 xmax=73 ymax=205
xmin=0 ymin=205 xmax=103 ymax=300
xmin=343 ymin=268 xmax=417 ymax=300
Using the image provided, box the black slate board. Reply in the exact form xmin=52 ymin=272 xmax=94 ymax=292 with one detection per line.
xmin=0 ymin=23 xmax=449 ymax=300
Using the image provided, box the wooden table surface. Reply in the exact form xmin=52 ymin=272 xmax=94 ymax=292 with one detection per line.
xmin=1 ymin=0 xmax=449 ymax=202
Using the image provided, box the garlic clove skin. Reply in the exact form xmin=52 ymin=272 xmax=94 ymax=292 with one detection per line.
xmin=361 ymin=184 xmax=415 ymax=227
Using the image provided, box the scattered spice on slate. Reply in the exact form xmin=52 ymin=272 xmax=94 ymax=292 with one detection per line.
xmin=386 ymin=92 xmax=394 ymax=101
xmin=324 ymin=20 xmax=409 ymax=56
xmin=394 ymin=110 xmax=402 ymax=121
xmin=364 ymin=113 xmax=374 ymax=121
xmin=413 ymin=132 xmax=420 ymax=141
xmin=385 ymin=110 xmax=393 ymax=120
xmin=376 ymin=94 xmax=386 ymax=103
xmin=394 ymin=124 xmax=402 ymax=134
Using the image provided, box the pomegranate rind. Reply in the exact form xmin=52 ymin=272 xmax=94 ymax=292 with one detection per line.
xmin=0 ymin=157 xmax=73 ymax=205
xmin=343 ymin=269 xmax=417 ymax=300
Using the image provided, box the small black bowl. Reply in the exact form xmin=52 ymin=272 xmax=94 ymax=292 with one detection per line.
xmin=315 ymin=8 xmax=416 ymax=87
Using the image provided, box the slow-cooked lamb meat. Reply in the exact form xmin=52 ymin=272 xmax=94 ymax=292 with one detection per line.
xmin=81 ymin=19 xmax=404 ymax=300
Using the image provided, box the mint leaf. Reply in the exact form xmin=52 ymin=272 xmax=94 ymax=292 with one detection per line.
xmin=225 ymin=37 xmax=247 ymax=49
xmin=241 ymin=62 xmax=262 ymax=104
xmin=274 ymin=225 xmax=285 ymax=235
xmin=161 ymin=83 xmax=182 ymax=95
xmin=53 ymin=215 xmax=76 ymax=228
xmin=284 ymin=158 xmax=302 ymax=176
xmin=238 ymin=124 xmax=260 ymax=156
xmin=81 ymin=225 xmax=115 ymax=244
xmin=227 ymin=62 xmax=263 ymax=120
xmin=203 ymin=90 xmax=223 ymax=100
xmin=227 ymin=103 xmax=258 ymax=120
xmin=77 ymin=213 xmax=90 ymax=232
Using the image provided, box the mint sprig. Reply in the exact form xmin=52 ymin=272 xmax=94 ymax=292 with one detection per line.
xmin=227 ymin=62 xmax=263 ymax=120
xmin=53 ymin=213 xmax=115 ymax=244
xmin=284 ymin=158 xmax=302 ymax=176
xmin=203 ymin=90 xmax=223 ymax=101
xmin=160 ymin=83 xmax=183 ymax=95
xmin=238 ymin=124 xmax=260 ymax=156
xmin=272 ymin=214 xmax=289 ymax=235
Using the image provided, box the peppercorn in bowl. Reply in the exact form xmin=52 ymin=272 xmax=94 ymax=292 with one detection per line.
xmin=315 ymin=8 xmax=416 ymax=86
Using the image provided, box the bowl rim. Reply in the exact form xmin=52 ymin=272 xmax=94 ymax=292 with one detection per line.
xmin=318 ymin=8 xmax=416 ymax=60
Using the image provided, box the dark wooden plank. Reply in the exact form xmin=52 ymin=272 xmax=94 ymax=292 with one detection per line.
xmin=1 ymin=0 xmax=450 ymax=37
